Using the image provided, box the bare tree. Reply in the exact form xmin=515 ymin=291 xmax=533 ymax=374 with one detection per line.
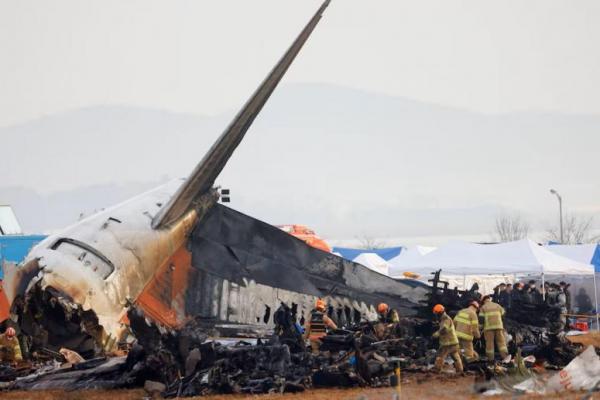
xmin=493 ymin=213 xmax=530 ymax=242
xmin=356 ymin=234 xmax=387 ymax=250
xmin=546 ymin=214 xmax=599 ymax=244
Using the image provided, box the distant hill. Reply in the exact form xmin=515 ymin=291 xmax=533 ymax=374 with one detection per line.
xmin=1 ymin=83 xmax=599 ymax=240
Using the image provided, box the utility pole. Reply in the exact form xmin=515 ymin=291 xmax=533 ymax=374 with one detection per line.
xmin=549 ymin=189 xmax=564 ymax=243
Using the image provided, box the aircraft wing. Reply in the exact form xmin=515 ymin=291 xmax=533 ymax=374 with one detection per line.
xmin=152 ymin=0 xmax=331 ymax=229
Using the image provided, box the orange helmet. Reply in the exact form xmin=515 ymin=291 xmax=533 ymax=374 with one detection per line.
xmin=5 ymin=327 xmax=16 ymax=337
xmin=432 ymin=304 xmax=445 ymax=314
xmin=377 ymin=303 xmax=389 ymax=314
xmin=315 ymin=299 xmax=326 ymax=311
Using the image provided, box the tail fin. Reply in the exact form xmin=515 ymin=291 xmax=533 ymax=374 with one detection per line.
xmin=152 ymin=0 xmax=331 ymax=229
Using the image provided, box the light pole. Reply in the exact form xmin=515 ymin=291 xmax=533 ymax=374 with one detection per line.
xmin=549 ymin=189 xmax=563 ymax=244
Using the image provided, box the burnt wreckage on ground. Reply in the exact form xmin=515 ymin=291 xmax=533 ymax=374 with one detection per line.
xmin=0 ymin=296 xmax=585 ymax=397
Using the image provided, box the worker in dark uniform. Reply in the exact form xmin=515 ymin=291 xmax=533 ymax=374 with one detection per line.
xmin=512 ymin=282 xmax=525 ymax=305
xmin=500 ymin=284 xmax=513 ymax=310
xmin=304 ymin=299 xmax=337 ymax=353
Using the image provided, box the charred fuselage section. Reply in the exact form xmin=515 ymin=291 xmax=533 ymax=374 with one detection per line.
xmin=7 ymin=204 xmax=426 ymax=358
xmin=9 ymin=285 xmax=106 ymax=359
xmin=138 ymin=204 xmax=426 ymax=335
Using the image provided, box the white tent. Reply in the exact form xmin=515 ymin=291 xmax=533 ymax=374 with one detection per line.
xmin=403 ymin=239 xmax=594 ymax=276
xmin=546 ymin=244 xmax=600 ymax=328
xmin=391 ymin=239 xmax=598 ymax=328
xmin=0 ymin=205 xmax=22 ymax=235
xmin=389 ymin=239 xmax=594 ymax=293
xmin=545 ymin=244 xmax=598 ymax=267
xmin=389 ymin=246 xmax=436 ymax=277
xmin=353 ymin=252 xmax=391 ymax=276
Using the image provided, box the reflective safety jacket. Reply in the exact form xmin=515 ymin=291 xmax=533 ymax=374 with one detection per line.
xmin=307 ymin=310 xmax=327 ymax=340
xmin=480 ymin=301 xmax=505 ymax=331
xmin=453 ymin=306 xmax=480 ymax=341
xmin=0 ymin=333 xmax=23 ymax=362
xmin=378 ymin=309 xmax=400 ymax=324
xmin=433 ymin=312 xmax=459 ymax=347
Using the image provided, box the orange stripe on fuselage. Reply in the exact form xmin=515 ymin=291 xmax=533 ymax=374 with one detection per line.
xmin=0 ymin=281 xmax=9 ymax=323
xmin=135 ymin=245 xmax=193 ymax=328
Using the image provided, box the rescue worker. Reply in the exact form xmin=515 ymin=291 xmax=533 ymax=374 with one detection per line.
xmin=432 ymin=304 xmax=463 ymax=373
xmin=0 ymin=327 xmax=23 ymax=363
xmin=479 ymin=295 xmax=508 ymax=361
xmin=453 ymin=301 xmax=481 ymax=362
xmin=377 ymin=303 xmax=399 ymax=324
xmin=304 ymin=299 xmax=337 ymax=353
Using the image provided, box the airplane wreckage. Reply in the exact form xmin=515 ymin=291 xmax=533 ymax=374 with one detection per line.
xmin=0 ymin=2 xmax=592 ymax=397
xmin=2 ymin=0 xmax=426 ymax=358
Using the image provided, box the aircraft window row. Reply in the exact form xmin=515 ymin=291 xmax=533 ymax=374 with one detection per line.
xmin=51 ymin=238 xmax=115 ymax=279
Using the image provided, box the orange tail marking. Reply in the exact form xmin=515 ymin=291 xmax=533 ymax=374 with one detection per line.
xmin=135 ymin=246 xmax=193 ymax=328
xmin=0 ymin=281 xmax=10 ymax=323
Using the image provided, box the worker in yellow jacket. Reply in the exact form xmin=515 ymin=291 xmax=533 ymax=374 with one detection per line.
xmin=479 ymin=295 xmax=508 ymax=360
xmin=377 ymin=303 xmax=400 ymax=324
xmin=0 ymin=327 xmax=23 ymax=363
xmin=453 ymin=301 xmax=481 ymax=362
xmin=304 ymin=298 xmax=337 ymax=353
xmin=432 ymin=304 xmax=463 ymax=373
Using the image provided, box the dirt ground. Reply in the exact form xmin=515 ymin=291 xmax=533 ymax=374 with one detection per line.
xmin=0 ymin=375 xmax=594 ymax=400
xmin=567 ymin=331 xmax=600 ymax=348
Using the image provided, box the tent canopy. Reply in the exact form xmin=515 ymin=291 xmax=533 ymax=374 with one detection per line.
xmin=547 ymin=244 xmax=600 ymax=273
xmin=389 ymin=246 xmax=436 ymax=277
xmin=0 ymin=206 xmax=22 ymax=235
xmin=391 ymin=239 xmax=594 ymax=276
xmin=352 ymin=252 xmax=391 ymax=276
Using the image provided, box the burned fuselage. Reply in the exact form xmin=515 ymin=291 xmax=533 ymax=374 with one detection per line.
xmin=5 ymin=181 xmax=200 ymax=352
xmin=6 ymin=193 xmax=426 ymax=356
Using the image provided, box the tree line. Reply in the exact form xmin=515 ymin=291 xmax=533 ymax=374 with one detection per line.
xmin=493 ymin=212 xmax=599 ymax=244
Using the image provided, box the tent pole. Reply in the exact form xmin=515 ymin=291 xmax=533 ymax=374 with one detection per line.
xmin=593 ymin=272 xmax=599 ymax=331
xmin=542 ymin=273 xmax=545 ymax=301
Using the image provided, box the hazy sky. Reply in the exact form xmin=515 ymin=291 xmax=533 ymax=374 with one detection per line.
xmin=1 ymin=1 xmax=599 ymax=244
xmin=1 ymin=0 xmax=600 ymax=127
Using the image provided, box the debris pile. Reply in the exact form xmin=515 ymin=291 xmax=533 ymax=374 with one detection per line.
xmin=124 ymin=306 xmax=435 ymax=397
xmin=0 ymin=302 xmax=438 ymax=396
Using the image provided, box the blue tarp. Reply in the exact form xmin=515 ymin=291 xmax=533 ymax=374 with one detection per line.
xmin=592 ymin=246 xmax=600 ymax=273
xmin=0 ymin=235 xmax=46 ymax=279
xmin=332 ymin=246 xmax=403 ymax=261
